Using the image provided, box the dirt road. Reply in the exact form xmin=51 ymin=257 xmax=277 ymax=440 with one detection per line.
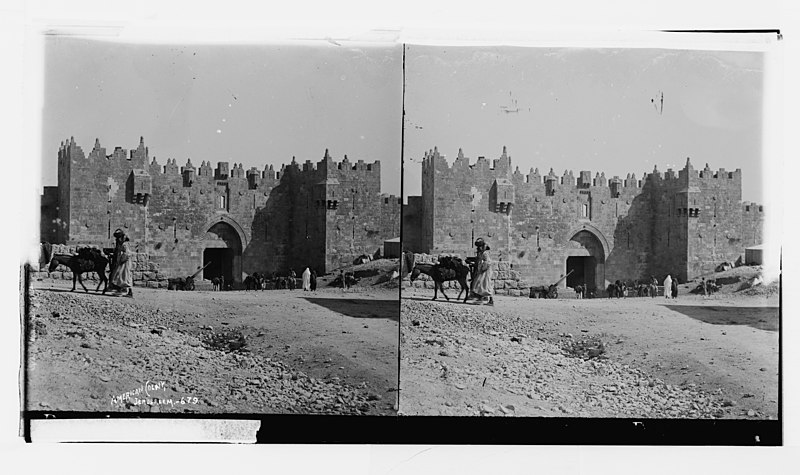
xmin=25 ymin=280 xmax=399 ymax=415
xmin=400 ymin=289 xmax=778 ymax=419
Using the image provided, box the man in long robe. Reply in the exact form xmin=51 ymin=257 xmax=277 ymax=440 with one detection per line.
xmin=663 ymin=274 xmax=673 ymax=299
xmin=302 ymin=267 xmax=311 ymax=291
xmin=469 ymin=238 xmax=494 ymax=305
xmin=110 ymin=229 xmax=133 ymax=297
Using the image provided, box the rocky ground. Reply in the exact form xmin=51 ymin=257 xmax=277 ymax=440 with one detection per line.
xmin=400 ymin=272 xmax=779 ymax=419
xmin=25 ymin=277 xmax=399 ymax=415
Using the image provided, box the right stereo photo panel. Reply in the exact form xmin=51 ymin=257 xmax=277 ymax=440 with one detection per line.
xmin=398 ymin=43 xmax=779 ymax=430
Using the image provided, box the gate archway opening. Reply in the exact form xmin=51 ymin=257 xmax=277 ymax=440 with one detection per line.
xmin=202 ymin=221 xmax=243 ymax=286
xmin=566 ymin=228 xmax=607 ymax=292
xmin=566 ymin=256 xmax=596 ymax=289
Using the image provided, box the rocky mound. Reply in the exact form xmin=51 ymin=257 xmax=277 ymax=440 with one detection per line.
xmin=318 ymin=258 xmax=400 ymax=289
xmin=689 ymin=265 xmax=780 ymax=298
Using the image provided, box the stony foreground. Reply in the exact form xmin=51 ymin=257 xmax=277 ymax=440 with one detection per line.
xmin=25 ymin=287 xmax=395 ymax=415
xmin=399 ymin=296 xmax=778 ymax=418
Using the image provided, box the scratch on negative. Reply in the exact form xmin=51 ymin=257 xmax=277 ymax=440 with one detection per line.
xmin=386 ymin=447 xmax=435 ymax=474
xmin=168 ymin=95 xmax=186 ymax=122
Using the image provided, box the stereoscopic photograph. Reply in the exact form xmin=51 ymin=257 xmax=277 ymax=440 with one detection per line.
xmin=399 ymin=44 xmax=780 ymax=421
xmin=19 ymin=27 xmax=783 ymax=445
xmin=26 ymin=37 xmax=402 ymax=416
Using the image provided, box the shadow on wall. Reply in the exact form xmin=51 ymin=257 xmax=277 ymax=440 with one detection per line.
xmin=244 ymin=169 xmax=394 ymax=277
xmin=303 ymin=297 xmax=400 ymax=321
xmin=605 ymin=180 xmax=655 ymax=285
xmin=244 ymin=179 xmax=294 ymax=277
xmin=243 ymin=171 xmax=335 ymax=278
xmin=664 ymin=305 xmax=779 ymax=332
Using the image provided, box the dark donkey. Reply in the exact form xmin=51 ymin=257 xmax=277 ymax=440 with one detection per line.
xmin=48 ymin=248 xmax=110 ymax=293
xmin=409 ymin=256 xmax=471 ymax=302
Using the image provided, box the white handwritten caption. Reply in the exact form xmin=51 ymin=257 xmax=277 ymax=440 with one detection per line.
xmin=110 ymin=380 xmax=201 ymax=407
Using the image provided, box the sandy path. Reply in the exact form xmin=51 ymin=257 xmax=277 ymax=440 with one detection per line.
xmin=400 ymin=289 xmax=778 ymax=418
xmin=26 ymin=280 xmax=399 ymax=415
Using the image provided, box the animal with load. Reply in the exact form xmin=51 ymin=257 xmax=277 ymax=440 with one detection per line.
xmin=408 ymin=254 xmax=471 ymax=302
xmin=48 ymin=247 xmax=110 ymax=293
xmin=243 ymin=272 xmax=265 ymax=291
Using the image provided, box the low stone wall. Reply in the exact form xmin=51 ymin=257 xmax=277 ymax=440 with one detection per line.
xmin=402 ymin=253 xmax=531 ymax=297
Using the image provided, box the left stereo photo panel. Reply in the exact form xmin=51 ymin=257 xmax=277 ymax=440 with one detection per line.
xmin=27 ymin=37 xmax=403 ymax=417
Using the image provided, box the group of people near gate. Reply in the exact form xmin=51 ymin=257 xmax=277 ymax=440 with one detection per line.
xmin=662 ymin=274 xmax=679 ymax=299
xmin=300 ymin=267 xmax=318 ymax=291
xmin=272 ymin=268 xmax=317 ymax=291
xmin=103 ymin=228 xmax=325 ymax=295
xmin=449 ymin=236 xmax=696 ymax=304
xmin=605 ymin=275 xmax=680 ymax=299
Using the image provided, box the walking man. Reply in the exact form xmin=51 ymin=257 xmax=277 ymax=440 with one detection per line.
xmin=302 ymin=267 xmax=311 ymax=291
xmin=469 ymin=238 xmax=494 ymax=306
xmin=110 ymin=228 xmax=133 ymax=297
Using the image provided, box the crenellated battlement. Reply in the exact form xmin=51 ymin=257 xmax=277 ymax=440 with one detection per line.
xmin=44 ymin=136 xmax=399 ymax=278
xmin=59 ymin=138 xmax=382 ymax=186
xmin=58 ymin=136 xmax=86 ymax=161
xmin=422 ymin=147 xmax=752 ymax=199
xmin=379 ymin=193 xmax=402 ymax=206
xmin=697 ymin=162 xmax=743 ymax=180
xmin=422 ymin=146 xmax=685 ymax=192
xmin=742 ymin=201 xmax=764 ymax=213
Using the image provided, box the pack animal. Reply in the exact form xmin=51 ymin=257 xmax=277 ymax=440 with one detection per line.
xmin=410 ymin=256 xmax=470 ymax=302
xmin=649 ymin=278 xmax=659 ymax=298
xmin=48 ymin=248 xmax=109 ymax=293
xmin=167 ymin=276 xmax=195 ymax=291
xmin=634 ymin=281 xmax=649 ymax=297
xmin=574 ymin=284 xmax=585 ymax=299
xmin=244 ymin=273 xmax=264 ymax=291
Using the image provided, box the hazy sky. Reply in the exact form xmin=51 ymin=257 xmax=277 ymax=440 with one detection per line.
xmin=403 ymin=45 xmax=765 ymax=203
xmin=41 ymin=37 xmax=402 ymax=195
xmin=39 ymin=40 xmax=767 ymax=203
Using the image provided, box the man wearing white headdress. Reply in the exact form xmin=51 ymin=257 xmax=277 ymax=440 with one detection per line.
xmin=302 ymin=267 xmax=311 ymax=291
xmin=469 ymin=237 xmax=494 ymax=305
xmin=110 ymin=228 xmax=134 ymax=297
xmin=663 ymin=274 xmax=673 ymax=299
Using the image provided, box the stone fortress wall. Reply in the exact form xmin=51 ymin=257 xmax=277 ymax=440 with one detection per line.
xmin=403 ymin=146 xmax=764 ymax=293
xmin=40 ymin=137 xmax=401 ymax=285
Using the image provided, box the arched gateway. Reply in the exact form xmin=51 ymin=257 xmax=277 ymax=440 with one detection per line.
xmin=201 ymin=215 xmax=247 ymax=285
xmin=565 ymin=223 xmax=609 ymax=292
